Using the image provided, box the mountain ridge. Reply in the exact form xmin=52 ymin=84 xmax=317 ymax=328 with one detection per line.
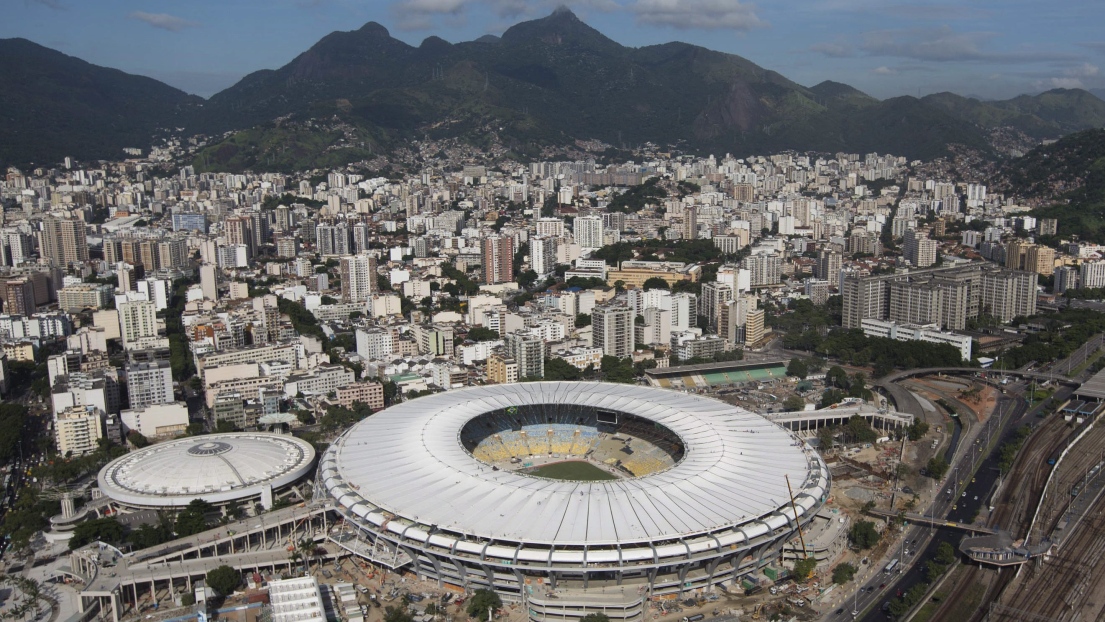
xmin=2 ymin=9 xmax=1105 ymax=170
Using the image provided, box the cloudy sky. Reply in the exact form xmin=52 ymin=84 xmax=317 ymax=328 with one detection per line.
xmin=7 ymin=0 xmax=1104 ymax=100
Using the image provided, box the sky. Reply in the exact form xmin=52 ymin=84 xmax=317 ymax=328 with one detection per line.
xmin=6 ymin=0 xmax=1105 ymax=100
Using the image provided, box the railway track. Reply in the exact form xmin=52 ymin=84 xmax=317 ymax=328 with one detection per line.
xmin=992 ymin=493 xmax=1105 ymax=620
xmin=983 ymin=424 xmax=1105 ymax=621
xmin=928 ymin=416 xmax=1073 ymax=622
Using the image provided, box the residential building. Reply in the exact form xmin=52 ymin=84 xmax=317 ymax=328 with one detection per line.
xmin=487 ymin=352 xmax=519 ymax=384
xmin=125 ymin=359 xmax=174 ymax=409
xmin=506 ymin=332 xmax=545 ymax=380
xmin=39 ymin=218 xmax=89 ymax=266
xmin=55 ymin=406 xmax=103 ymax=456
xmin=57 ymin=284 xmax=113 ymax=312
xmin=340 ymin=254 xmax=377 ymax=303
xmin=481 ymin=235 xmax=514 ymax=284
xmin=815 ymin=250 xmax=842 ymax=281
xmin=1081 ymin=261 xmax=1105 ymax=289
xmin=574 ymin=216 xmax=604 ymax=250
xmin=334 ymin=382 xmax=385 ymax=411
xmin=592 ymin=304 xmax=635 ymax=358
xmin=530 ymin=236 xmax=558 ymax=276
xmin=118 ymin=299 xmax=158 ymax=347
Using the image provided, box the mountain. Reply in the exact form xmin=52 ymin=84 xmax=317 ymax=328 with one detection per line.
xmin=993 ymin=128 xmax=1105 ymax=241
xmin=189 ymin=9 xmax=1001 ymax=171
xmin=0 ymin=38 xmax=203 ymax=167
xmin=3 ymin=10 xmax=1105 ymax=171
xmin=921 ymin=89 xmax=1105 ymax=140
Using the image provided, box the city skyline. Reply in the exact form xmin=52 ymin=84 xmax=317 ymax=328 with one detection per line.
xmin=6 ymin=0 xmax=1104 ymax=100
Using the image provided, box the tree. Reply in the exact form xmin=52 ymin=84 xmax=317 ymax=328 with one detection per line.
xmin=575 ymin=313 xmax=592 ymax=328
xmin=205 ymin=565 xmax=240 ymax=596
xmin=935 ymin=542 xmax=957 ymax=565
xmin=466 ymin=589 xmax=502 ymax=622
xmin=600 ymin=356 xmax=636 ymax=384
xmin=845 ymin=415 xmax=877 ymax=444
xmin=907 ymin=420 xmax=930 ymax=441
xmin=581 ymin=615 xmax=610 ymax=622
xmin=642 ymin=277 xmax=669 ymax=291
xmin=544 ymin=358 xmax=582 ymax=381
xmin=181 ymin=593 xmax=196 ymax=606
xmin=296 ymin=410 xmax=315 ymax=425
xmin=783 ymin=395 xmax=806 ymax=412
xmin=817 ymin=426 xmax=835 ymax=450
xmin=926 ymin=456 xmax=949 ymax=480
xmin=467 ymin=326 xmax=501 ymax=342
xmin=826 ymin=365 xmax=850 ymax=389
xmin=68 ymin=517 xmax=124 ymax=550
xmin=175 ymin=498 xmax=214 ymax=537
xmin=832 ymin=563 xmax=856 ymax=585
xmin=127 ymin=430 xmax=150 ymax=448
xmin=792 ymin=557 xmax=817 ymax=581
xmin=786 ymin=358 xmax=809 ymax=379
xmin=385 ymin=607 xmax=414 ymax=622
xmin=848 ymin=520 xmax=880 ymax=550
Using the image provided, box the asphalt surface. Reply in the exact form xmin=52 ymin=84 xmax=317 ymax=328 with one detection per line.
xmin=825 ymin=388 xmax=1034 ymax=621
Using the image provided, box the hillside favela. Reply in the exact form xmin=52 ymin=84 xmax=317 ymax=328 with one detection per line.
xmin=2 ymin=3 xmax=1105 ymax=622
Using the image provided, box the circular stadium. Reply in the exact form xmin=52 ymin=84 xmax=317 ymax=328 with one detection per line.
xmin=320 ymin=383 xmax=830 ymax=620
xmin=98 ymin=433 xmax=316 ymax=510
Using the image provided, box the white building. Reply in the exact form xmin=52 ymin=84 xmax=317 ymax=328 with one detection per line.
xmin=120 ymin=402 xmax=189 ymax=438
xmin=118 ymin=299 xmax=158 ymax=347
xmin=860 ymin=318 xmax=972 ymax=361
xmin=55 ymin=406 xmax=104 ymax=456
xmin=573 ymin=216 xmax=604 ymax=250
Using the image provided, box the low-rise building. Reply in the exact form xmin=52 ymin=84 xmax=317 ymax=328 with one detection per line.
xmin=334 ymin=382 xmax=385 ymax=411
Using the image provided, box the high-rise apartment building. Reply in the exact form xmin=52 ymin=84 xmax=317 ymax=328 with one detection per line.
xmin=592 ymin=304 xmax=635 ymax=358
xmin=3 ymin=278 xmax=35 ymax=316
xmin=505 ymin=332 xmax=545 ymax=380
xmin=1025 ymin=245 xmax=1055 ymax=276
xmin=844 ymin=264 xmax=1031 ymax=329
xmin=1081 ymin=261 xmax=1105 ymax=289
xmin=815 ymin=250 xmax=842 ymax=281
xmin=224 ymin=216 xmax=253 ymax=259
xmin=573 ymin=216 xmax=604 ymax=250
xmin=683 ymin=206 xmax=698 ymax=240
xmin=699 ymin=282 xmax=733 ymax=330
xmin=118 ymin=299 xmax=158 ymax=347
xmin=530 ymin=236 xmax=558 ymax=277
xmin=742 ymin=254 xmax=782 ymax=286
xmin=481 ymin=236 xmax=514 ymax=285
xmin=1055 ymin=266 xmax=1079 ymax=293
xmin=903 ymin=229 xmax=937 ymax=268
xmin=125 ymin=360 xmax=174 ymax=410
xmin=39 ymin=218 xmax=88 ymax=266
xmin=340 ymin=255 xmax=377 ymax=303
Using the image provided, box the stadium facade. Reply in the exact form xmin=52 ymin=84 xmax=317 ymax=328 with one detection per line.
xmin=320 ymin=383 xmax=830 ymax=622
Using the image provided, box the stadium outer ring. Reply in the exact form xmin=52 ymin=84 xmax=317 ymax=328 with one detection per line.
xmin=320 ymin=382 xmax=830 ymax=616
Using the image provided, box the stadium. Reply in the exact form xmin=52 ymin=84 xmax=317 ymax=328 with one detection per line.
xmin=97 ymin=433 xmax=316 ymax=511
xmin=320 ymin=383 xmax=830 ymax=621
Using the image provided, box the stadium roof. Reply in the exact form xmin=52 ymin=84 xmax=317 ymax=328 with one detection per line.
xmin=326 ymin=382 xmax=827 ymax=546
xmin=98 ymin=433 xmax=316 ymax=508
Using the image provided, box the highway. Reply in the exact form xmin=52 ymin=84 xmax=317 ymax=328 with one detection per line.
xmin=820 ymin=389 xmax=1031 ymax=621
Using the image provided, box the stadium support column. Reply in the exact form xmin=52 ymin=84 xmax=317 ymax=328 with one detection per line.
xmin=450 ymin=558 xmax=470 ymax=591
xmin=677 ymin=564 xmax=690 ymax=597
xmin=427 ymin=553 xmax=445 ymax=587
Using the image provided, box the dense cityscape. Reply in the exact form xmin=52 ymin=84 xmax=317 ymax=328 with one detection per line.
xmin=4 ymin=4 xmax=1105 ymax=622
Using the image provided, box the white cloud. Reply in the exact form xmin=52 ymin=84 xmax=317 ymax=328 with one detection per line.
xmin=810 ymin=42 xmax=854 ymax=58
xmin=1038 ymin=77 xmax=1082 ymax=89
xmin=872 ymin=66 xmax=897 ymax=75
xmin=129 ymin=11 xmax=199 ymax=32
xmin=1064 ymin=62 xmax=1099 ymax=78
xmin=859 ymin=25 xmax=1078 ymax=64
xmin=630 ymin=0 xmax=766 ymax=30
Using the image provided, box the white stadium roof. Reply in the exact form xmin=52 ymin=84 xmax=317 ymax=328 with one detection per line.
xmin=98 ymin=433 xmax=316 ymax=508
xmin=326 ymin=382 xmax=827 ymax=546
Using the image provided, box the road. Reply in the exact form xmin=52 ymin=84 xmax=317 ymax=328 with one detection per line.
xmin=821 ymin=390 xmax=1031 ymax=621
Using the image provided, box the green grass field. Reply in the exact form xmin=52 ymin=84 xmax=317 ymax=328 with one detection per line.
xmin=526 ymin=461 xmax=618 ymax=481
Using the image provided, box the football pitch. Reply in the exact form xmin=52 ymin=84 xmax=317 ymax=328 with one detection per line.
xmin=526 ymin=461 xmax=618 ymax=481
